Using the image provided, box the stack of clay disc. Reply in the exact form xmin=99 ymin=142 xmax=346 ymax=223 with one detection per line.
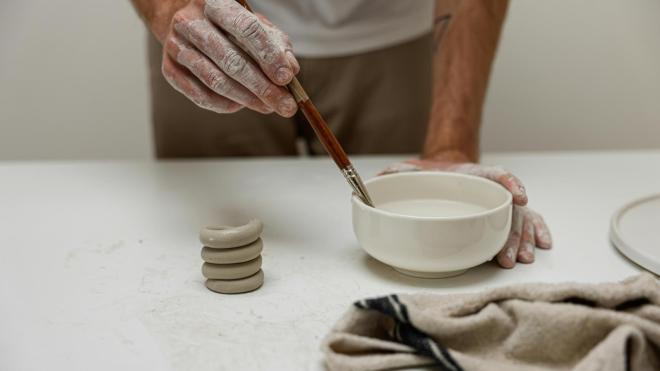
xmin=199 ymin=219 xmax=264 ymax=294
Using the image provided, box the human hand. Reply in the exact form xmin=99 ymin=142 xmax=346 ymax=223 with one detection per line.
xmin=381 ymin=157 xmax=552 ymax=268
xmin=154 ymin=0 xmax=299 ymax=116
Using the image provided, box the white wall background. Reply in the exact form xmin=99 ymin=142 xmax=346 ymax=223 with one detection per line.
xmin=0 ymin=0 xmax=151 ymax=160
xmin=0 ymin=0 xmax=659 ymax=160
xmin=483 ymin=0 xmax=660 ymax=152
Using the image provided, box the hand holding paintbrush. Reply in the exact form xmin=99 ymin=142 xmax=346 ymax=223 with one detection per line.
xmin=234 ymin=0 xmax=374 ymax=206
xmin=142 ymin=0 xmax=373 ymax=206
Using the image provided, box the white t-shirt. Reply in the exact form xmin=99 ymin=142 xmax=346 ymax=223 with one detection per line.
xmin=250 ymin=0 xmax=435 ymax=58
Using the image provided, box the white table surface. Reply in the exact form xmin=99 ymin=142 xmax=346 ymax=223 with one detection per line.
xmin=1 ymin=151 xmax=658 ymax=371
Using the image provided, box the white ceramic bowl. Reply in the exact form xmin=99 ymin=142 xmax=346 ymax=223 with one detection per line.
xmin=352 ymin=171 xmax=512 ymax=278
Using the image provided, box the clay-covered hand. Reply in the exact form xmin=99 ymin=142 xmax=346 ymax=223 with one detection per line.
xmin=155 ymin=0 xmax=299 ymax=116
xmin=498 ymin=205 xmax=552 ymax=267
xmin=380 ymin=158 xmax=552 ymax=268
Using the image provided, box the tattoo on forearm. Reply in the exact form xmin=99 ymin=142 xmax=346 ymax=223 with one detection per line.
xmin=433 ymin=14 xmax=452 ymax=52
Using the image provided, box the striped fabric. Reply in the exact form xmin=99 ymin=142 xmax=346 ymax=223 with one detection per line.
xmin=355 ymin=295 xmax=463 ymax=371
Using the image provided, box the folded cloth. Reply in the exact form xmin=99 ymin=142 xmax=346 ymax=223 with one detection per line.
xmin=323 ymin=274 xmax=660 ymax=371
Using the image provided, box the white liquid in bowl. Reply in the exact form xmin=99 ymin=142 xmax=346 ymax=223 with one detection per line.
xmin=377 ymin=199 xmax=488 ymax=217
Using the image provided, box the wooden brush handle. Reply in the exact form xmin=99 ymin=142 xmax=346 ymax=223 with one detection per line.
xmin=288 ymin=78 xmax=351 ymax=169
xmin=237 ymin=0 xmax=252 ymax=11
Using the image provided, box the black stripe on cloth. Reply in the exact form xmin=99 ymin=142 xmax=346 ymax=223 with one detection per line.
xmin=615 ymin=297 xmax=651 ymax=311
xmin=391 ymin=294 xmax=411 ymax=323
xmin=353 ymin=295 xmax=463 ymax=371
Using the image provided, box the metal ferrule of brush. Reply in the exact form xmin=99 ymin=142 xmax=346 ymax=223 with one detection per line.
xmin=342 ymin=165 xmax=373 ymax=207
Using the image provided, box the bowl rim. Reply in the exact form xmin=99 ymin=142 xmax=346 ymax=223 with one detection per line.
xmin=352 ymin=171 xmax=513 ymax=221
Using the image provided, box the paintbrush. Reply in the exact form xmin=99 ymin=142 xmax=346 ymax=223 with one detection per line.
xmin=235 ymin=0 xmax=374 ymax=207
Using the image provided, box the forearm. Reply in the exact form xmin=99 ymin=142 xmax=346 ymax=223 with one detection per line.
xmin=130 ymin=0 xmax=188 ymax=42
xmin=423 ymin=0 xmax=509 ymax=163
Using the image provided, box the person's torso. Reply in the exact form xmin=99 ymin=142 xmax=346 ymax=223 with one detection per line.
xmin=250 ymin=0 xmax=435 ymax=57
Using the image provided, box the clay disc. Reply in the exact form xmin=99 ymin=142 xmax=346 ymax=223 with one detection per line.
xmin=610 ymin=193 xmax=660 ymax=274
xmin=202 ymin=256 xmax=262 ymax=280
xmin=201 ymin=238 xmax=263 ymax=264
xmin=199 ymin=219 xmax=263 ymax=249
xmin=205 ymin=270 xmax=264 ymax=294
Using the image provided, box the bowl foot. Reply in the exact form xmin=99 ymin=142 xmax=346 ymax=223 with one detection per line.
xmin=393 ymin=267 xmax=468 ymax=279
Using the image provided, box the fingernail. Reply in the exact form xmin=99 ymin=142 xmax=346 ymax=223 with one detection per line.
xmin=497 ymin=248 xmax=516 ymax=269
xmin=275 ymin=67 xmax=293 ymax=84
xmin=286 ymin=51 xmax=300 ymax=74
xmin=543 ymin=233 xmax=553 ymax=247
xmin=518 ymin=243 xmax=534 ymax=262
xmin=519 ymin=252 xmax=533 ymax=263
xmin=527 ymin=241 xmax=535 ymax=251
xmin=278 ymin=96 xmax=297 ymax=116
xmin=498 ymin=256 xmax=515 ymax=269
xmin=507 ymin=247 xmax=516 ymax=261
